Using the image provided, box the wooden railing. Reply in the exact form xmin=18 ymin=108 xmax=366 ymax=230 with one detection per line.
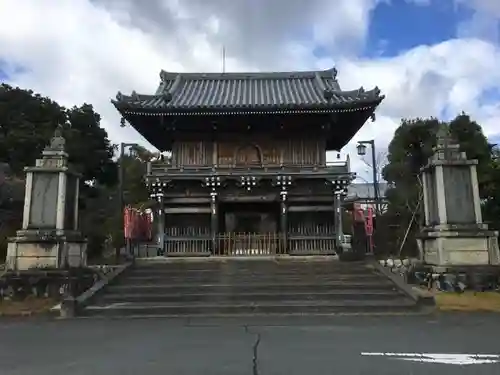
xmin=215 ymin=232 xmax=285 ymax=256
xmin=288 ymin=236 xmax=337 ymax=255
xmin=149 ymin=162 xmax=350 ymax=178
xmin=162 ymin=232 xmax=338 ymax=256
xmin=164 ymin=237 xmax=212 ymax=256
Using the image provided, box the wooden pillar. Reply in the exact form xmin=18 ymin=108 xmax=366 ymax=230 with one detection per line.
xmin=157 ymin=194 xmax=165 ymax=255
xmin=210 ymin=190 xmax=218 ymax=254
xmin=334 ymin=192 xmax=343 ymax=250
xmin=280 ymin=187 xmax=288 ymax=253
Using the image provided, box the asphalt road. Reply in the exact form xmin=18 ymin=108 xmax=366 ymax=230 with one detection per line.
xmin=0 ymin=314 xmax=499 ymax=375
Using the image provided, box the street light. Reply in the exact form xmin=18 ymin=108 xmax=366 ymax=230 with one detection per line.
xmin=356 ymin=143 xmax=367 ymax=156
xmin=356 ymin=140 xmax=379 ymax=214
xmin=118 ymin=142 xmax=138 ymax=260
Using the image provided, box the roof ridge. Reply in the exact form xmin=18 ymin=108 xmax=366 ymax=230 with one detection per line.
xmin=157 ymin=68 xmax=339 ymax=81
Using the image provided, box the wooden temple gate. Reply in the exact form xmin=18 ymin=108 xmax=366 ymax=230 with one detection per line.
xmin=114 ymin=68 xmax=384 ymax=257
xmin=149 ymin=163 xmax=349 ymax=257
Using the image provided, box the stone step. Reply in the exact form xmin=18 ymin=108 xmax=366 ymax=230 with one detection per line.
xmin=132 ymin=261 xmax=364 ymax=271
xmin=120 ymin=273 xmax=383 ymax=285
xmin=99 ymin=290 xmax=406 ymax=304
xmin=127 ymin=266 xmax=373 ymax=277
xmin=106 ymin=281 xmax=397 ymax=294
xmin=84 ymin=299 xmax=418 ymax=317
xmin=134 ymin=258 xmax=366 ymax=271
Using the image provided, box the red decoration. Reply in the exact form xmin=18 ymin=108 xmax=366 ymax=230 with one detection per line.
xmin=354 ymin=203 xmax=365 ymax=222
xmin=365 ymin=207 xmax=374 ymax=236
xmin=123 ymin=206 xmax=153 ymax=241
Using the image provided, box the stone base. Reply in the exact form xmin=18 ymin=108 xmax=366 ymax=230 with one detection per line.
xmin=6 ymin=230 xmax=87 ymax=271
xmin=417 ymin=228 xmax=500 ymax=267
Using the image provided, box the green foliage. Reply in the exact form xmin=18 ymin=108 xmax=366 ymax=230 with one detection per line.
xmin=102 ymin=145 xmax=154 ymax=252
xmin=0 ymin=84 xmax=119 ymax=259
xmin=0 ymin=85 xmax=66 ymax=174
xmin=123 ymin=145 xmax=152 ymax=207
xmin=483 ymin=146 xmax=500 ymax=229
xmin=65 ymin=104 xmax=118 ymax=187
xmin=382 ymin=117 xmax=442 ymax=220
xmin=0 ymin=84 xmax=117 ymax=187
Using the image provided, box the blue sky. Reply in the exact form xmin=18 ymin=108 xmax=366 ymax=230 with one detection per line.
xmin=0 ymin=59 xmax=28 ymax=82
xmin=365 ymin=0 xmax=472 ymax=57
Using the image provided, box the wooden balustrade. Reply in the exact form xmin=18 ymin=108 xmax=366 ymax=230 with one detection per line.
xmin=162 ymin=232 xmax=338 ymax=256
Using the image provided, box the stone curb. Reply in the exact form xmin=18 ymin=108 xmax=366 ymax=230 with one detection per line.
xmin=370 ymin=260 xmax=436 ymax=308
xmin=60 ymin=262 xmax=133 ymax=318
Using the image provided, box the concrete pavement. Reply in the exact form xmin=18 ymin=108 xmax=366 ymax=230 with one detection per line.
xmin=0 ymin=314 xmax=499 ymax=374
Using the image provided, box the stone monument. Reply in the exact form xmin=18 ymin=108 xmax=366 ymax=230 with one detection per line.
xmin=6 ymin=126 xmax=87 ymax=270
xmin=417 ymin=124 xmax=500 ymax=269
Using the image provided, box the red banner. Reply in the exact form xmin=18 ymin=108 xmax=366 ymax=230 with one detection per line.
xmin=353 ymin=203 xmax=365 ymax=222
xmin=124 ymin=206 xmax=153 ymax=241
xmin=365 ymin=207 xmax=374 ymax=236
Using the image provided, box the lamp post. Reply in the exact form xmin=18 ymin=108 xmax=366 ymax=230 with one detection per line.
xmin=356 ymin=140 xmax=379 ymax=214
xmin=118 ymin=142 xmax=138 ymax=260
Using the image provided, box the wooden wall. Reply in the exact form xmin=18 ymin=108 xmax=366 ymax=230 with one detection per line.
xmin=171 ymin=137 xmax=326 ymax=167
xmin=171 ymin=141 xmax=212 ymax=166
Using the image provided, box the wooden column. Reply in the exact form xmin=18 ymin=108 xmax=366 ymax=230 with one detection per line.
xmin=210 ymin=190 xmax=218 ymax=254
xmin=157 ymin=193 xmax=165 ymax=255
xmin=331 ymin=178 xmax=349 ymax=252
xmin=333 ymin=192 xmax=343 ymax=250
xmin=280 ymin=187 xmax=288 ymax=253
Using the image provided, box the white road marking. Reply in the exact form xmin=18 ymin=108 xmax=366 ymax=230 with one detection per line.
xmin=361 ymin=352 xmax=500 ymax=365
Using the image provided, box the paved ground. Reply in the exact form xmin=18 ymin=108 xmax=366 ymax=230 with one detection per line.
xmin=0 ymin=314 xmax=499 ymax=374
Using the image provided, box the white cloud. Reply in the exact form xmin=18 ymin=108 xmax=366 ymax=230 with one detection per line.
xmin=0 ymin=0 xmax=500 ymax=183
xmin=455 ymin=0 xmax=500 ymax=44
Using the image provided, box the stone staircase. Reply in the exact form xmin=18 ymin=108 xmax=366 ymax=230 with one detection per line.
xmin=84 ymin=258 xmax=424 ymax=317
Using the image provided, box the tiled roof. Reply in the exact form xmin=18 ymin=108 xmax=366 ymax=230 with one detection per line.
xmin=113 ymin=68 xmax=384 ymax=113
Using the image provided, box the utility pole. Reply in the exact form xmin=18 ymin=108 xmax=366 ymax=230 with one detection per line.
xmin=117 ymin=142 xmax=138 ymax=261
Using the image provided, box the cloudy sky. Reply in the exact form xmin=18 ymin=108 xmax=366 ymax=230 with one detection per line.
xmin=1 ymin=0 xmax=500 ymax=180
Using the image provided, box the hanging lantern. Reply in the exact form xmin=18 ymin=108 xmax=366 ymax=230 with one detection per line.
xmin=356 ymin=143 xmax=367 ymax=156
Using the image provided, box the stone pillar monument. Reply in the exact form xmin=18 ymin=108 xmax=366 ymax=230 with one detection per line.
xmin=417 ymin=125 xmax=500 ymax=268
xmin=6 ymin=126 xmax=87 ymax=270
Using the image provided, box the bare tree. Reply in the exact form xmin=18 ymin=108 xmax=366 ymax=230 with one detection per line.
xmin=360 ymin=150 xmax=388 ymax=184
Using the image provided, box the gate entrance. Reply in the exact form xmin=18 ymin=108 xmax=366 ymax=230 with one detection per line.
xmin=219 ymin=202 xmax=281 ymax=255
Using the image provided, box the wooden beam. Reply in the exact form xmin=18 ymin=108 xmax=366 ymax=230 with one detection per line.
xmin=220 ymin=194 xmax=277 ymax=202
xmin=165 ymin=197 xmax=211 ymax=204
xmin=164 ymin=207 xmax=211 ymax=214
xmin=288 ymin=205 xmax=334 ymax=212
xmin=288 ymin=196 xmax=334 ymax=202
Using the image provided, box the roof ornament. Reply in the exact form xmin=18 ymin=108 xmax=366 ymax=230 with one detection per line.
xmin=323 ymin=89 xmax=333 ymax=100
xmin=116 ymin=91 xmax=123 ymax=101
xmin=131 ymin=90 xmax=139 ymax=101
xmin=46 ymin=123 xmax=66 ymax=151
xmin=160 ymin=70 xmax=168 ymax=82
xmin=161 ymin=74 xmax=183 ymax=105
xmin=332 ymin=67 xmax=338 ymax=79
xmin=162 ymin=92 xmax=173 ymax=103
